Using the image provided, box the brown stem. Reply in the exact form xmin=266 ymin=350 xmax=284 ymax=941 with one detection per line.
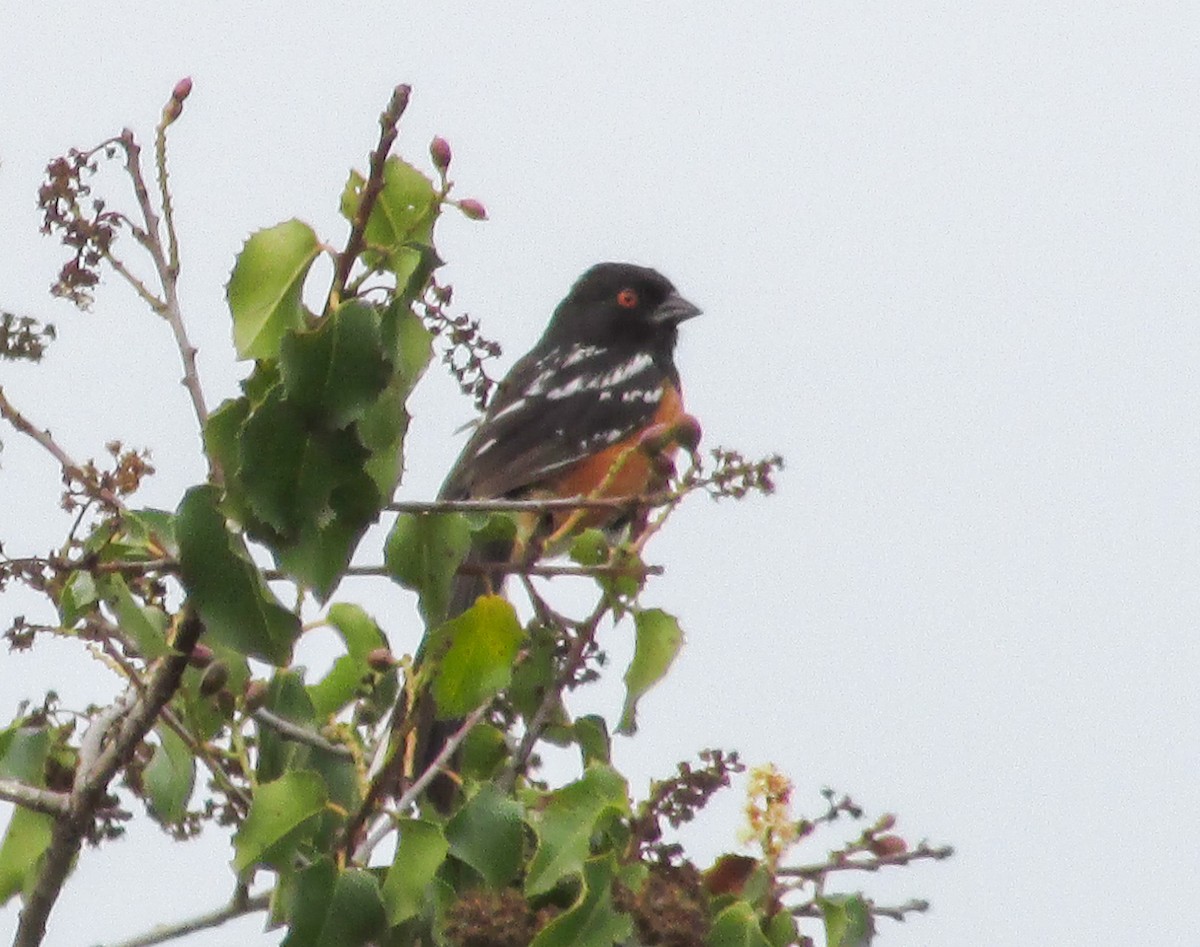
xmin=326 ymin=84 xmax=412 ymax=315
xmin=120 ymin=130 xmax=210 ymax=457
xmin=15 ymin=611 xmax=205 ymax=947
xmin=0 ymin=385 xmax=125 ymax=510
xmin=94 ymin=891 xmax=271 ymax=947
xmin=0 ymin=780 xmax=69 ymax=818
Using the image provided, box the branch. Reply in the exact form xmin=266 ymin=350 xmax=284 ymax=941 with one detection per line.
xmin=252 ymin=708 xmax=353 ymax=759
xmin=15 ymin=612 xmax=205 ymax=947
xmin=326 ymin=84 xmax=411 ymax=314
xmin=779 ymin=842 xmax=956 ymax=879
xmin=0 ymin=385 xmax=126 ymax=510
xmin=500 ymin=594 xmax=612 ymax=790
xmin=388 ymin=491 xmax=681 ymax=516
xmin=0 ymin=780 xmax=69 ymax=818
xmin=93 ymin=890 xmax=271 ymax=947
xmin=118 ymin=125 xmax=210 ymax=447
xmin=393 ymin=701 xmax=490 ymax=813
xmin=790 ymin=897 xmax=931 ymax=923
xmin=353 ymin=702 xmax=491 ymax=864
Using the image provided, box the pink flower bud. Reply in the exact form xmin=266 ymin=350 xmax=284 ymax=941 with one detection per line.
xmin=199 ymin=661 xmax=229 ymax=697
xmin=367 ymin=647 xmax=397 ymax=671
xmin=430 ymin=136 xmax=452 ymax=172
xmin=187 ymin=643 xmax=214 ymax=668
xmin=869 ymin=835 xmax=908 ymax=858
xmin=243 ymin=679 xmax=269 ymax=712
xmin=173 ymin=77 xmax=193 ymax=103
xmin=457 ymin=198 xmax=488 ymax=221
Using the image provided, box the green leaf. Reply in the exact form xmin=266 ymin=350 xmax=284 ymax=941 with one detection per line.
xmin=0 ymin=728 xmax=52 ymax=904
xmin=307 ymin=604 xmax=388 ymax=718
xmin=0 ymin=809 xmax=52 ymax=906
xmin=272 ymin=503 xmax=376 ymax=601
xmin=379 ymin=299 xmax=434 ymax=389
xmin=819 ymin=894 xmax=874 ymax=947
xmin=380 ymin=819 xmax=449 ymax=926
xmin=429 ymin=596 xmax=525 ymax=719
xmin=239 ymin=386 xmax=371 ymax=538
xmin=228 ymin=219 xmax=320 ymax=360
xmin=525 ymin=765 xmax=630 ymax=897
xmin=340 ymin=158 xmax=438 ymax=285
xmin=384 ymin=512 xmax=472 ymax=626
xmin=618 ymin=608 xmax=684 ymax=735
xmin=358 ymin=303 xmax=434 ymax=496
xmin=256 ymin=669 xmax=318 ymax=784
xmin=529 ymin=855 xmax=631 ymax=947
xmin=280 ymin=301 xmax=391 ymax=429
xmin=203 ymin=397 xmax=252 ymax=520
xmin=569 ymin=529 xmax=609 ymax=567
xmin=176 ymin=485 xmax=301 ymax=665
xmin=284 ymin=860 xmax=386 ymax=947
xmin=144 ymin=724 xmax=195 ymax=823
xmin=104 ymin=574 xmax=169 ymax=659
xmin=573 ymin=715 xmax=611 ymax=766
xmin=114 ymin=507 xmax=177 ymax=558
xmin=58 ymin=569 xmax=97 ymax=626
xmin=765 ymin=908 xmax=801 ymax=947
xmin=233 ymin=770 xmax=328 ymax=872
xmin=708 ymin=901 xmax=773 ymax=947
xmin=445 ymin=784 xmax=524 ymax=888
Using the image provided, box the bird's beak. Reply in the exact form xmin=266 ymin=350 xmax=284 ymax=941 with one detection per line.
xmin=652 ymin=291 xmax=702 ymax=325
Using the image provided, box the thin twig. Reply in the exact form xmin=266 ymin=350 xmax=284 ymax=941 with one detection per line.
xmin=387 ymin=491 xmax=679 ymax=516
xmin=154 ymin=94 xmax=182 ymax=279
xmin=93 ymin=891 xmax=271 ymax=947
xmin=265 ymin=561 xmax=662 ymax=582
xmin=349 ymin=701 xmax=490 ymax=865
xmin=15 ymin=612 xmax=205 ymax=947
xmin=790 ymin=897 xmax=930 ymax=922
xmin=391 ymin=701 xmax=491 ymax=815
xmin=780 ymin=843 xmax=956 ymax=879
xmin=252 ymin=708 xmax=353 ymax=759
xmin=96 ymin=630 xmax=252 ymax=812
xmin=0 ymin=779 xmax=69 ymax=818
xmin=326 ymin=84 xmax=411 ymax=314
xmin=0 ymin=385 xmax=126 ymax=510
xmin=120 ymin=129 xmax=210 ymax=444
xmin=500 ymin=594 xmax=612 ymax=790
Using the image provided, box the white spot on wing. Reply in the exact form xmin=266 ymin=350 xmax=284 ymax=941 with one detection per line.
xmin=561 ymin=344 xmax=603 ymax=368
xmin=488 ymin=397 xmax=528 ymax=423
xmin=546 ymin=376 xmax=589 ymax=400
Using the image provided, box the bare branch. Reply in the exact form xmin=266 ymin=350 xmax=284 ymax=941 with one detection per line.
xmin=0 ymin=779 xmax=69 ymax=818
xmin=326 ymin=84 xmax=412 ymax=314
xmin=780 ymin=842 xmax=956 ymax=879
xmin=387 ymin=492 xmax=679 ymax=515
xmin=500 ymin=594 xmax=612 ymax=790
xmin=93 ymin=890 xmax=271 ymax=947
xmin=0 ymin=385 xmax=126 ymax=510
xmin=790 ymin=897 xmax=931 ymax=923
xmin=15 ymin=612 xmax=205 ymax=947
xmin=117 ymin=130 xmax=210 ymax=446
xmin=252 ymin=708 xmax=353 ymax=759
xmin=392 ymin=701 xmax=490 ymax=814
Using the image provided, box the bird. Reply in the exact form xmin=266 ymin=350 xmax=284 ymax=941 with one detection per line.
xmin=406 ymin=261 xmax=702 ymax=807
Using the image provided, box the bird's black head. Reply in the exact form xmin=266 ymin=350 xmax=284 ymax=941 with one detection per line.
xmin=540 ymin=262 xmax=701 ymax=349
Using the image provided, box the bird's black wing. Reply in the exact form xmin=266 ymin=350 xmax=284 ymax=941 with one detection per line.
xmin=438 ymin=340 xmax=672 ymax=501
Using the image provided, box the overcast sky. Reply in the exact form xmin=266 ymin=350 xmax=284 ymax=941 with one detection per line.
xmin=3 ymin=3 xmax=1199 ymax=945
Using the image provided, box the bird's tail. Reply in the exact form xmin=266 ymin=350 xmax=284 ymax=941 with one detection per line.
xmin=407 ymin=537 xmax=510 ymax=810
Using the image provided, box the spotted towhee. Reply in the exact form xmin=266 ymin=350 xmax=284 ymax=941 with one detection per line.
xmin=409 ymin=261 xmax=701 ymax=805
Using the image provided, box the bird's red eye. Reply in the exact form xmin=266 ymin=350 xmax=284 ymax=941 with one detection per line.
xmin=616 ymin=288 xmax=639 ymax=309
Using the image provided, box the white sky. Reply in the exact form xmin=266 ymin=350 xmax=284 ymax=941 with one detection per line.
xmin=2 ymin=3 xmax=1199 ymax=945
